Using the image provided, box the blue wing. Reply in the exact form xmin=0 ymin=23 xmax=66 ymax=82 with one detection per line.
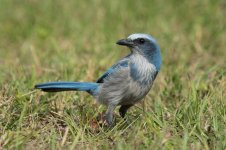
xmin=96 ymin=59 xmax=129 ymax=83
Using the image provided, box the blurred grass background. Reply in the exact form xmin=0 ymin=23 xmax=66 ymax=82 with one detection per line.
xmin=0 ymin=0 xmax=225 ymax=149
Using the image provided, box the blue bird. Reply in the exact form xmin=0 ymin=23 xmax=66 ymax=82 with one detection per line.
xmin=35 ymin=33 xmax=162 ymax=126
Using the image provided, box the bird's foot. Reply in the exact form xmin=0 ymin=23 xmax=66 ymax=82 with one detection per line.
xmin=95 ymin=113 xmax=114 ymax=128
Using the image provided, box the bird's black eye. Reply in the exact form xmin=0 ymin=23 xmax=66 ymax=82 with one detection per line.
xmin=139 ymin=38 xmax=145 ymax=44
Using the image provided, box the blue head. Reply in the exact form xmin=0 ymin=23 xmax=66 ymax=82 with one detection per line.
xmin=116 ymin=33 xmax=162 ymax=71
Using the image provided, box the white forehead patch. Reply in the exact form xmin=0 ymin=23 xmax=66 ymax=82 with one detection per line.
xmin=128 ymin=33 xmax=157 ymax=43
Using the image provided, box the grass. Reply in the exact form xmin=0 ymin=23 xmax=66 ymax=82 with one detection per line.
xmin=0 ymin=0 xmax=225 ymax=149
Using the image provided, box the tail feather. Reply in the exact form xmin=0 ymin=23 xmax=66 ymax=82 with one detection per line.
xmin=35 ymin=82 xmax=99 ymax=94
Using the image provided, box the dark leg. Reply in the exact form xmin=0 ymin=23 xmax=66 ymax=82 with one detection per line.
xmin=119 ymin=104 xmax=133 ymax=118
xmin=104 ymin=104 xmax=117 ymax=127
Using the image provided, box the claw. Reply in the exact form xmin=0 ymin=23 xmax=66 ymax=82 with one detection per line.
xmin=95 ymin=113 xmax=114 ymax=127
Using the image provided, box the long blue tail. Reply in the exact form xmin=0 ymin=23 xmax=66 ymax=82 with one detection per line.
xmin=35 ymin=82 xmax=99 ymax=95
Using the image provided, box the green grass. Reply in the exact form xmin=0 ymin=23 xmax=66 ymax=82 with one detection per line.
xmin=0 ymin=0 xmax=226 ymax=149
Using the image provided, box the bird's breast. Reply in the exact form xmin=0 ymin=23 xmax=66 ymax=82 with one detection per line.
xmin=129 ymin=55 xmax=157 ymax=86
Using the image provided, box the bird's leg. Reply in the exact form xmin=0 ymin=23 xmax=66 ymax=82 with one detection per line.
xmin=119 ymin=104 xmax=133 ymax=118
xmin=104 ymin=104 xmax=117 ymax=127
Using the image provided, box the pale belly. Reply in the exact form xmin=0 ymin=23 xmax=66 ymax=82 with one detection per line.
xmin=118 ymin=78 xmax=154 ymax=105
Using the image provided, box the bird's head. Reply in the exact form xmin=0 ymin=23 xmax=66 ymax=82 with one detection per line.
xmin=116 ymin=33 xmax=162 ymax=70
xmin=116 ymin=33 xmax=159 ymax=55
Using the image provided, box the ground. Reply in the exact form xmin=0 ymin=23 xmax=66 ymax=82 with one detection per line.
xmin=0 ymin=0 xmax=225 ymax=149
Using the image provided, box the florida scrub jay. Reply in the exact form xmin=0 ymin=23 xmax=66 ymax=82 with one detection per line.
xmin=35 ymin=33 xmax=162 ymax=126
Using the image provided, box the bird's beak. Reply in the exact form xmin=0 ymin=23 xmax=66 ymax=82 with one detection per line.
xmin=116 ymin=39 xmax=134 ymax=47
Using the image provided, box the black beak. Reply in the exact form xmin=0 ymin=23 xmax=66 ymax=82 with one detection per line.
xmin=116 ymin=39 xmax=134 ymax=47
